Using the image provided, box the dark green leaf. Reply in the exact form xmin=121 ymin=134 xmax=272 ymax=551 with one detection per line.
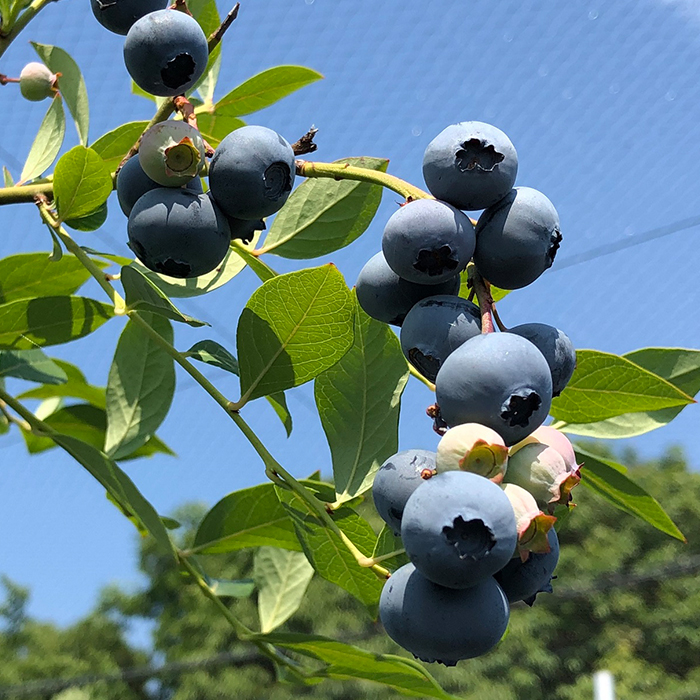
xmin=32 ymin=42 xmax=89 ymax=145
xmin=18 ymin=359 xmax=106 ymax=409
xmin=315 ymin=294 xmax=409 ymax=502
xmin=19 ymin=95 xmax=65 ymax=183
xmin=576 ymin=446 xmax=685 ymax=541
xmin=372 ymin=525 xmax=409 ymax=572
xmin=266 ymin=391 xmax=293 ymax=437
xmin=54 ymin=146 xmax=113 ymax=222
xmin=0 ymin=349 xmax=67 ymax=384
xmin=237 ymin=265 xmax=354 ymax=401
xmin=91 ymin=121 xmax=149 ymax=171
xmin=121 ymin=266 xmax=208 ymax=327
xmin=260 ymin=157 xmax=388 ymax=258
xmin=192 ymin=483 xmax=302 ymax=555
xmin=185 ymin=339 xmax=239 ymax=374
xmin=0 ymin=296 xmax=113 ymax=350
xmin=105 ymin=314 xmax=175 ymax=459
xmin=65 ymin=202 xmax=108 ymax=232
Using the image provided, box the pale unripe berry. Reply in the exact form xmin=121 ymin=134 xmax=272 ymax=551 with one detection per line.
xmin=436 ymin=423 xmax=508 ymax=481
xmin=501 ymin=483 xmax=556 ymax=559
xmin=19 ymin=62 xmax=57 ymax=102
xmin=510 ymin=425 xmax=577 ymax=471
xmin=138 ymin=121 xmax=206 ymax=187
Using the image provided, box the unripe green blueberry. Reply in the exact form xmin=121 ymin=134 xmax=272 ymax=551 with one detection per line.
xmin=138 ymin=121 xmax=206 ymax=187
xmin=19 ymin=62 xmax=57 ymax=102
xmin=511 ymin=425 xmax=577 ymax=471
xmin=436 ymin=423 xmax=508 ymax=481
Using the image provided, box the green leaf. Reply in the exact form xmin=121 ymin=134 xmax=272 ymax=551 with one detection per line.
xmin=237 ymin=265 xmax=354 ymax=401
xmin=254 ymin=547 xmax=314 ymax=633
xmin=576 ymin=446 xmax=685 ymax=541
xmin=266 ymin=391 xmax=292 ymax=438
xmin=561 ymin=348 xmax=700 ymax=439
xmin=372 ymin=525 xmax=409 ymax=572
xmin=0 ymin=253 xmax=105 ymax=304
xmin=276 ymin=487 xmax=383 ymax=616
xmin=105 ymin=314 xmax=175 ymax=460
xmin=91 ymin=121 xmax=149 ymax=171
xmin=315 ymin=295 xmax=409 ymax=502
xmin=65 ymin=201 xmax=108 ymax=232
xmin=185 ymin=339 xmax=239 ymax=374
xmin=19 ymin=95 xmax=65 ymax=183
xmin=52 ymin=435 xmax=175 ymax=556
xmin=192 ymin=483 xmax=302 ymax=555
xmin=53 ymin=146 xmax=113 ymax=223
xmin=32 ymin=42 xmax=89 ymax=145
xmin=253 ymin=633 xmax=458 ymax=700
xmin=18 ymin=359 xmax=106 ymax=409
xmin=0 ymin=296 xmax=113 ymax=350
xmin=549 ymin=349 xmax=695 ymax=424
xmin=207 ymin=577 xmax=256 ymax=599
xmin=188 ymin=0 xmax=221 ymax=103
xmin=260 ymin=157 xmax=388 ymax=258
xmin=458 ymin=268 xmax=510 ymax=303
xmin=215 ymin=65 xmax=323 ymax=117
xmin=3 ymin=166 xmax=14 ymax=187
xmin=131 ymin=80 xmax=168 ymax=108
xmin=196 ymin=109 xmax=245 ymax=148
xmin=131 ymin=231 xmax=262 ymax=298
xmin=0 ymin=349 xmax=67 ymax=384
xmin=121 ymin=266 xmax=208 ymax=327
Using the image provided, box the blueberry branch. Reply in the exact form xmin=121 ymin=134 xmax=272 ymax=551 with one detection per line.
xmin=470 ymin=266 xmax=495 ymax=334
xmin=0 ymin=0 xmax=60 ymax=60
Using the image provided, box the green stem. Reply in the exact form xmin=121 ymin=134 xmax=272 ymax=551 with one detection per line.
xmin=230 ymin=238 xmax=277 ymax=281
xmin=0 ymin=0 xmax=58 ymax=60
xmin=0 ymin=182 xmax=55 ymax=205
xmin=295 ymin=160 xmax=432 ymax=202
xmin=407 ymin=363 xmax=435 ymax=392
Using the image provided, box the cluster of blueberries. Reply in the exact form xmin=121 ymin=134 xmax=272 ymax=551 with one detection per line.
xmin=360 ymin=123 xmax=581 ymax=664
xmin=91 ymin=0 xmax=296 ymax=278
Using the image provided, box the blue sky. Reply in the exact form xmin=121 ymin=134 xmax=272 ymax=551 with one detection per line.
xmin=2 ymin=0 xmax=700 ymax=636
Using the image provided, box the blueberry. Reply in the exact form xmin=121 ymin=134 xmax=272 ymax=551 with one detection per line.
xmin=422 ymin=122 xmax=518 ymax=211
xmin=123 ymin=10 xmax=208 ymax=97
xmin=91 ymin=0 xmax=168 ymax=36
xmin=508 ymin=323 xmax=576 ymax=396
xmin=474 ymin=187 xmax=561 ymax=290
xmin=227 ymin=217 xmax=265 ymax=244
xmin=400 ymin=295 xmax=481 ymax=381
xmin=380 ymin=562 xmax=510 ymax=665
xmin=495 ymin=527 xmax=559 ymax=605
xmin=435 ymin=332 xmax=553 ymax=446
xmin=372 ymin=449 xmax=436 ymax=535
xmin=401 ymin=471 xmax=517 ymax=589
xmin=208 ymin=126 xmax=295 ymax=220
xmin=138 ymin=121 xmax=206 ymax=187
xmin=19 ymin=62 xmax=57 ymax=102
xmin=436 ymin=423 xmax=508 ymax=480
xmin=128 ymin=189 xmax=231 ymax=278
xmin=117 ymin=156 xmax=202 ymax=217
xmin=382 ymin=199 xmax=474 ymax=285
xmin=355 ymin=252 xmax=460 ymax=326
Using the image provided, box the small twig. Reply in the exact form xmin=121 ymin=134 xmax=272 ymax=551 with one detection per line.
xmin=291 ymin=127 xmax=318 ymax=156
xmin=208 ymin=2 xmax=240 ymax=52
xmin=174 ymin=96 xmax=215 ymax=156
xmin=0 ymin=74 xmax=19 ymax=85
xmin=170 ymin=0 xmax=193 ymax=16
xmin=472 ymin=268 xmax=495 ymax=333
xmin=492 ymin=303 xmax=508 ymax=332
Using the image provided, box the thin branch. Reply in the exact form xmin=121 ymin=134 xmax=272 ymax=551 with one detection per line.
xmin=492 ymin=303 xmax=508 ymax=332
xmin=208 ymin=3 xmax=240 ymax=52
xmin=291 ymin=127 xmax=318 ymax=156
xmin=0 ymin=74 xmax=19 ymax=84
xmin=169 ymin=0 xmax=193 ymax=15
xmin=174 ymin=96 xmax=215 ymax=156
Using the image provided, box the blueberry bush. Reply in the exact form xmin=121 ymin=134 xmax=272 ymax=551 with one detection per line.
xmin=0 ymin=1 xmax=698 ymax=696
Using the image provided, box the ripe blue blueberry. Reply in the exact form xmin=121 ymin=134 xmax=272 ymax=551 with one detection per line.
xmin=372 ymin=449 xmax=436 ymax=535
xmin=400 ymin=295 xmax=481 ymax=381
xmin=474 ymin=187 xmax=562 ymax=290
xmin=227 ymin=217 xmax=265 ymax=244
xmin=435 ymin=332 xmax=553 ymax=446
xmin=382 ymin=199 xmax=474 ymax=285
xmin=401 ymin=471 xmax=518 ymax=589
xmin=508 ymin=323 xmax=576 ymax=396
xmin=128 ymin=189 xmax=230 ymax=278
xmin=355 ymin=252 xmax=460 ymax=326
xmin=380 ymin=562 xmax=510 ymax=665
xmin=495 ymin=527 xmax=559 ymax=605
xmin=123 ymin=10 xmax=208 ymax=97
xmin=422 ymin=122 xmax=518 ymax=211
xmin=117 ymin=156 xmax=202 ymax=217
xmin=90 ymin=0 xmax=168 ymax=36
xmin=208 ymin=126 xmax=295 ymax=220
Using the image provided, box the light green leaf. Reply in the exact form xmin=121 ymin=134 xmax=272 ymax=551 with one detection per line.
xmin=3 ymin=166 xmax=14 ymax=187
xmin=32 ymin=42 xmax=89 ymax=145
xmin=131 ymin=231 xmax=261 ymax=298
xmin=316 ymin=294 xmax=408 ymax=502
xmin=237 ymin=265 xmax=354 ymax=402
xmin=0 ymin=349 xmax=67 ymax=384
xmin=208 ymin=577 xmax=256 ymax=599
xmin=105 ymin=314 xmax=175 ymax=459
xmin=192 ymin=483 xmax=302 ymax=555
xmin=253 ymin=633 xmax=458 ymax=700
xmin=65 ymin=202 xmax=108 ymax=232
xmin=0 ymin=296 xmax=113 ymax=350
xmin=576 ymin=446 xmax=685 ymax=541
xmin=276 ymin=487 xmax=383 ymax=616
xmin=54 ymin=146 xmax=112 ymax=222
xmin=121 ymin=266 xmax=208 ymax=327
xmin=131 ymin=80 xmax=168 ymax=108
xmin=215 ymin=65 xmax=323 ymax=117
xmin=19 ymin=95 xmax=65 ymax=183
xmin=254 ymin=547 xmax=314 ymax=633
xmin=561 ymin=348 xmax=700 ymax=439
xmin=91 ymin=121 xmax=149 ymax=171
xmin=185 ymin=339 xmax=239 ymax=374
xmin=372 ymin=525 xmax=409 ymax=572
xmin=188 ymin=0 xmax=221 ymax=103
xmin=266 ymin=391 xmax=292 ymax=437
xmin=260 ymin=157 xmax=388 ymax=258
xmin=0 ymin=253 xmax=105 ymax=304
xmin=196 ymin=109 xmax=245 ymax=148
xmin=549 ymin=349 xmax=695 ymax=424
xmin=18 ymin=359 xmax=106 ymax=409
